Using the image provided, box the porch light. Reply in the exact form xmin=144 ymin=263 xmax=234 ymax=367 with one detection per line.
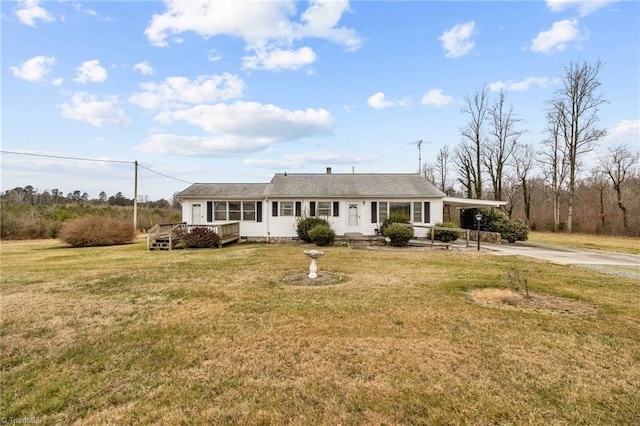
xmin=475 ymin=213 xmax=482 ymax=251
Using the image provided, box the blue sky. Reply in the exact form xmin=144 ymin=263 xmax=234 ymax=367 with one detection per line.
xmin=2 ymin=0 xmax=639 ymax=201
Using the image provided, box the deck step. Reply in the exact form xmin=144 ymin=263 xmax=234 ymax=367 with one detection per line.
xmin=149 ymin=241 xmax=172 ymax=250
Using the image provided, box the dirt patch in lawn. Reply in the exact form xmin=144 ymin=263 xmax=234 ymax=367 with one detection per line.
xmin=469 ymin=288 xmax=599 ymax=317
xmin=283 ymin=271 xmax=346 ymax=286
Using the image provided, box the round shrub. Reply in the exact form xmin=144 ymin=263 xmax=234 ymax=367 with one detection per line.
xmin=59 ymin=215 xmax=135 ymax=247
xmin=307 ymin=224 xmax=336 ymax=246
xmin=380 ymin=211 xmax=410 ymax=235
xmin=383 ymin=223 xmax=414 ymax=247
xmin=461 ymin=208 xmax=529 ymax=243
xmin=296 ymin=217 xmax=330 ymax=242
xmin=496 ymin=218 xmax=529 ymax=243
xmin=175 ymin=226 xmax=220 ymax=248
xmin=434 ymin=221 xmax=459 ymax=242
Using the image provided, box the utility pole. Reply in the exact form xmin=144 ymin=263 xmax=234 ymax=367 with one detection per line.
xmin=133 ymin=160 xmax=138 ymax=232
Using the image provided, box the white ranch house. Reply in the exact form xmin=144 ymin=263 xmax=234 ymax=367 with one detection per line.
xmin=177 ymin=169 xmax=505 ymax=241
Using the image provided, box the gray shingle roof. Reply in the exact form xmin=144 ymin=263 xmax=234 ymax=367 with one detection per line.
xmin=265 ymin=173 xmax=446 ymax=198
xmin=178 ymin=183 xmax=268 ymax=199
xmin=178 ymin=174 xmax=446 ymax=199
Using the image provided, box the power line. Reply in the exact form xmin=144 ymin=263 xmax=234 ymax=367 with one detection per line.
xmin=0 ymin=150 xmax=132 ymax=164
xmin=138 ymin=163 xmax=193 ymax=184
xmin=0 ymin=149 xmax=193 ymax=184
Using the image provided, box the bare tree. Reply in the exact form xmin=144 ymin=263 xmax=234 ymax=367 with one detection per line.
xmin=513 ymin=144 xmax=535 ymax=224
xmin=548 ymin=60 xmax=607 ymax=233
xmin=539 ymin=110 xmax=568 ymax=231
xmin=455 ymin=142 xmax=476 ymax=198
xmin=587 ymin=169 xmax=608 ymax=233
xmin=435 ymin=146 xmax=452 ymax=195
xmin=483 ymin=90 xmax=523 ymax=201
xmin=460 ymin=86 xmax=489 ymax=198
xmin=424 ymin=146 xmax=452 ymax=194
xmin=599 ymin=144 xmax=640 ymax=236
xmin=421 ymin=161 xmax=436 ymax=184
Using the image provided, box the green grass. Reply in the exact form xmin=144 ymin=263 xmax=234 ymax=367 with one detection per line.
xmin=1 ymin=238 xmax=639 ymax=424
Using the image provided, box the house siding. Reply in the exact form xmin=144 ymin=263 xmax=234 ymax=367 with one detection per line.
xmin=182 ymin=198 xmax=443 ymax=239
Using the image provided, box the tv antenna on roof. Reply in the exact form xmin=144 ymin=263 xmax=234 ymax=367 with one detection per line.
xmin=406 ymin=140 xmax=432 ymax=172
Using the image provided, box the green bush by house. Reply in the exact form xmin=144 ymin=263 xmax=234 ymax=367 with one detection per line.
xmin=296 ymin=217 xmax=331 ymax=242
xmin=307 ymin=224 xmax=336 ymax=246
xmin=383 ymin=223 xmax=414 ymax=247
xmin=434 ymin=222 xmax=459 ymax=242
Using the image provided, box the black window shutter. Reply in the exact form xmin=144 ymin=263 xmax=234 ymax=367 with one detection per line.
xmin=256 ymin=201 xmax=262 ymax=222
xmin=371 ymin=201 xmax=378 ymax=223
xmin=295 ymin=201 xmax=302 ymax=217
xmin=310 ymin=201 xmax=316 ymax=217
xmin=206 ymin=201 xmax=213 ymax=222
xmin=272 ymin=201 xmax=278 ymax=217
xmin=424 ymin=202 xmax=430 ymax=223
xmin=333 ymin=201 xmax=339 ymax=217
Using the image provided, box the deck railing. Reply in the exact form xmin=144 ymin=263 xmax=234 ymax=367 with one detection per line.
xmin=397 ymin=223 xmax=472 ymax=247
xmin=146 ymin=221 xmax=240 ymax=250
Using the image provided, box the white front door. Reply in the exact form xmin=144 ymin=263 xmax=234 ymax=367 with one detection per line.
xmin=347 ymin=202 xmax=360 ymax=233
xmin=191 ymin=203 xmax=202 ymax=225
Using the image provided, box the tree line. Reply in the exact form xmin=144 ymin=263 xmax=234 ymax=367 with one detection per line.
xmin=1 ymin=186 xmax=179 ymax=209
xmin=423 ymin=60 xmax=639 ymax=237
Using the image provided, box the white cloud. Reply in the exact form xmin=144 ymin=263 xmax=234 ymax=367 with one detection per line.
xmin=156 ymin=101 xmax=335 ymax=141
xmin=15 ymin=0 xmax=55 ymax=27
xmin=10 ymin=55 xmax=56 ymax=83
xmin=59 ymin=92 xmax=131 ymax=127
xmin=133 ymin=62 xmax=154 ymax=75
xmin=421 ymin=89 xmax=453 ymax=106
xmin=207 ymin=49 xmax=223 ymax=62
xmin=136 ymin=134 xmax=272 ymax=157
xmin=367 ymin=92 xmax=408 ymax=110
xmin=488 ymin=77 xmax=551 ymax=92
xmin=244 ymin=151 xmax=379 ymax=169
xmin=142 ymin=100 xmax=336 ymax=157
xmin=129 ymin=73 xmax=245 ymax=110
xmin=74 ymin=60 xmax=108 ymax=83
xmin=144 ymin=0 xmax=361 ymax=71
xmin=75 ymin=2 xmax=97 ymax=17
xmin=298 ymin=0 xmax=361 ymax=51
xmin=439 ymin=21 xmax=476 ymax=58
xmin=242 ymin=46 xmax=317 ymax=71
xmin=604 ymin=119 xmax=640 ymax=145
xmin=546 ymin=0 xmax=617 ymax=17
xmin=531 ymin=19 xmax=582 ymax=54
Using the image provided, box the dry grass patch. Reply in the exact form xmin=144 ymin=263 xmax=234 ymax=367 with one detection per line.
xmin=529 ymin=231 xmax=640 ymax=255
xmin=1 ymin=239 xmax=640 ymax=424
xmin=469 ymin=288 xmax=599 ymax=316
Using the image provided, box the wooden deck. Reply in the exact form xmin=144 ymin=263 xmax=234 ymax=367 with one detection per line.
xmin=146 ymin=222 xmax=240 ymax=250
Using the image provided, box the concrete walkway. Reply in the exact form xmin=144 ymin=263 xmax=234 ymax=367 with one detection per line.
xmin=482 ymin=242 xmax=640 ymax=266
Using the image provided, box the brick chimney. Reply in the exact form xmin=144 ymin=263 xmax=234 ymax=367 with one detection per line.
xmin=326 ymin=167 xmax=332 ymax=174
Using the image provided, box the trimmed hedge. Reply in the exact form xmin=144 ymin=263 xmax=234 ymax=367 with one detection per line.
xmin=58 ymin=215 xmax=135 ymax=247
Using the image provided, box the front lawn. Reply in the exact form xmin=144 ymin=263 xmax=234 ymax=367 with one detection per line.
xmin=1 ymin=239 xmax=639 ymax=424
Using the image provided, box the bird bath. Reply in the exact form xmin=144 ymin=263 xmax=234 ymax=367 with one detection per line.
xmin=304 ymin=249 xmax=325 ymax=279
